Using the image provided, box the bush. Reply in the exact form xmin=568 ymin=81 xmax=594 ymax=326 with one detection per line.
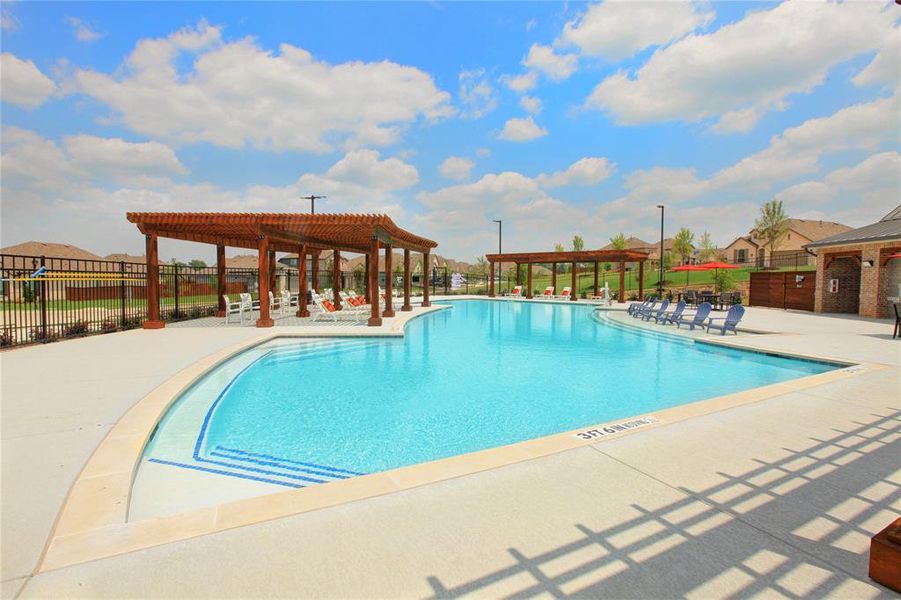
xmin=30 ymin=327 xmax=58 ymax=343
xmin=63 ymin=321 xmax=90 ymax=337
xmin=122 ymin=316 xmax=143 ymax=330
xmin=164 ymin=309 xmax=187 ymax=322
xmin=0 ymin=330 xmax=12 ymax=347
xmin=100 ymin=319 xmax=119 ymax=334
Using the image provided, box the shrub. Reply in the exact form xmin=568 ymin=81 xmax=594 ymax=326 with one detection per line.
xmin=122 ymin=316 xmax=143 ymax=330
xmin=100 ymin=319 xmax=119 ymax=334
xmin=63 ymin=321 xmax=90 ymax=337
xmin=30 ymin=327 xmax=58 ymax=343
xmin=0 ymin=330 xmax=12 ymax=347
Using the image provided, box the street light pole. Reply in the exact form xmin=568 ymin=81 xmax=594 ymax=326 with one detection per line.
xmin=300 ymin=194 xmax=326 ymax=214
xmin=493 ymin=219 xmax=502 ymax=290
xmin=656 ymin=205 xmax=665 ymax=296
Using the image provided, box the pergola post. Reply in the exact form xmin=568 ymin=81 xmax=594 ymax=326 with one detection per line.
xmin=311 ymin=252 xmax=320 ymax=292
xmin=268 ymin=249 xmax=277 ymax=294
xmin=526 ymin=263 xmax=533 ymax=298
xmin=143 ymin=233 xmax=164 ymax=329
xmin=368 ymin=237 xmax=382 ymax=326
xmin=619 ymin=262 xmax=626 ymax=304
xmin=593 ymin=262 xmax=599 ymax=296
xmin=488 ymin=261 xmax=495 ymax=297
xmin=332 ymin=249 xmax=342 ymax=310
xmin=638 ymin=260 xmax=644 ymax=300
xmin=422 ymin=252 xmax=431 ymax=307
xmin=296 ymin=244 xmax=309 ymax=317
xmin=215 ymin=244 xmax=226 ymax=317
xmin=402 ymin=249 xmax=412 ymax=311
xmin=516 ymin=263 xmax=522 ymax=287
xmin=364 ymin=253 xmax=370 ymax=297
xmin=257 ymin=236 xmax=274 ymax=327
xmin=570 ymin=261 xmax=577 ymax=301
xmin=383 ymin=244 xmax=395 ymax=317
xmin=552 ymin=263 xmax=557 ymax=292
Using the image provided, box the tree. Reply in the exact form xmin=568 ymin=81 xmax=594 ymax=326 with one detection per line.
xmin=471 ymin=256 xmax=489 ymax=276
xmin=754 ymin=200 xmax=789 ymax=264
xmin=572 ymin=235 xmax=584 ymax=252
xmin=554 ymin=243 xmax=564 ymax=253
xmin=188 ymin=259 xmax=207 ymax=268
xmin=698 ymin=231 xmax=717 ymax=262
xmin=609 ymin=233 xmax=627 ymax=250
xmin=169 ymin=258 xmax=186 ymax=267
xmin=671 ymin=228 xmax=694 ymax=265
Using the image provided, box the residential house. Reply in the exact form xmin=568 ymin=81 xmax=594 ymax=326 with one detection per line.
xmin=722 ymin=219 xmax=852 ymax=267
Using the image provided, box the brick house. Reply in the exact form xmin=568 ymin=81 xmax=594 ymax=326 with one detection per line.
xmin=804 ymin=206 xmax=901 ymax=319
xmin=722 ymin=219 xmax=852 ymax=267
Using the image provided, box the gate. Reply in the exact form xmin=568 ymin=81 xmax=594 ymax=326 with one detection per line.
xmin=749 ymin=271 xmax=816 ymax=311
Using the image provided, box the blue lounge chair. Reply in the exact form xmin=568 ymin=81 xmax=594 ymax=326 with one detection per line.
xmin=627 ymin=296 xmax=652 ymax=316
xmin=643 ymin=298 xmax=669 ymax=321
xmin=706 ymin=304 xmax=745 ymax=335
xmin=676 ymin=302 xmax=712 ymax=330
xmin=658 ymin=299 xmax=685 ymax=324
xmin=635 ymin=299 xmax=658 ymax=319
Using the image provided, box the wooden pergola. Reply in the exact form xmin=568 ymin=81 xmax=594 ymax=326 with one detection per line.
xmin=127 ymin=213 xmax=438 ymax=328
xmin=484 ymin=249 xmax=650 ymax=301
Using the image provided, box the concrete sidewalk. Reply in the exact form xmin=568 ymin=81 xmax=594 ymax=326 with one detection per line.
xmin=2 ymin=301 xmax=898 ymax=598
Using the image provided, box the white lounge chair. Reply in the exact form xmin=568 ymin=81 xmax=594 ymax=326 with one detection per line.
xmin=553 ymin=287 xmax=572 ymax=300
xmin=504 ymin=285 xmax=523 ymax=297
xmin=540 ymin=286 xmax=555 ymax=298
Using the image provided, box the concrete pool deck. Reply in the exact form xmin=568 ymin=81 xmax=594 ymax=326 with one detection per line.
xmin=1 ymin=299 xmax=898 ymax=598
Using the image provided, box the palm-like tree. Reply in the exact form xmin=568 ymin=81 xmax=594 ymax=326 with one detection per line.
xmin=609 ymin=233 xmax=627 ymax=250
xmin=754 ymin=200 xmax=789 ymax=264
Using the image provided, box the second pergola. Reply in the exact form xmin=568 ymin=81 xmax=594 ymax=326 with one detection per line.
xmin=485 ymin=250 xmax=651 ymax=301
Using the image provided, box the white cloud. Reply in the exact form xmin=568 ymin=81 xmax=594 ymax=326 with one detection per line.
xmin=709 ymin=107 xmax=760 ymax=135
xmin=63 ymin=135 xmax=188 ymax=184
xmin=522 ymin=43 xmax=577 ymax=82
xmin=538 ymin=157 xmax=615 ymax=188
xmin=439 ymin=156 xmax=475 ymax=181
xmin=415 ymin=171 xmax=586 ymax=260
xmin=1 ymin=3 xmax=18 ymax=30
xmin=476 ymin=147 xmax=491 ymax=158
xmin=458 ymin=69 xmax=498 ymax=119
xmin=65 ymin=17 xmax=102 ymax=42
xmin=497 ymin=116 xmax=547 ymax=142
xmin=520 ymin=95 xmax=542 ymax=114
xmin=586 ymin=2 xmax=896 ymax=129
xmin=560 ymin=1 xmax=713 ymax=61
xmin=853 ymin=27 xmax=901 ymax=89
xmin=501 ymin=71 xmax=537 ymax=93
xmin=73 ymin=21 xmax=454 ymax=153
xmin=0 ymin=53 xmax=56 ymax=109
xmin=776 ymin=152 xmax=901 ymax=225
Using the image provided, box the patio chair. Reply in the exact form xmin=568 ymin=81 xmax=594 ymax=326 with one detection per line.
xmin=504 ymin=285 xmax=523 ymax=297
xmin=240 ymin=292 xmax=258 ymax=311
xmin=541 ymin=286 xmax=555 ymax=298
xmin=643 ymin=298 xmax=669 ymax=321
xmin=634 ymin=298 xmax=658 ymax=319
xmin=554 ymin=287 xmax=572 ymax=300
xmin=658 ymin=299 xmax=685 ymax=325
xmin=684 ymin=290 xmax=697 ymax=307
xmin=706 ymin=304 xmax=746 ymax=335
xmin=222 ymin=294 xmax=248 ymax=324
xmin=627 ymin=296 xmax=651 ymax=316
xmin=730 ymin=291 xmax=742 ymax=306
xmin=676 ymin=302 xmax=712 ymax=330
xmin=894 ymin=303 xmax=900 ymax=339
xmin=281 ymin=290 xmax=293 ymax=311
xmin=269 ymin=291 xmax=285 ymax=317
xmin=718 ymin=292 xmax=731 ymax=311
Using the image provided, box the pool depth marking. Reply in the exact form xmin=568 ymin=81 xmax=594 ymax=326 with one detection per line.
xmin=574 ymin=417 xmax=660 ymax=440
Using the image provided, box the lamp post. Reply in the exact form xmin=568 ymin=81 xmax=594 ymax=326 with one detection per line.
xmin=493 ymin=219 xmax=502 ymax=291
xmin=656 ymin=204 xmax=665 ymax=296
xmin=300 ymin=194 xmax=326 ymax=214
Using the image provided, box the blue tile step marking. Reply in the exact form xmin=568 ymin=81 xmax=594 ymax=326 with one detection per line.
xmin=214 ymin=446 xmax=365 ymax=476
xmin=260 ymin=341 xmax=383 ymax=366
xmin=147 ymin=458 xmax=302 ymax=488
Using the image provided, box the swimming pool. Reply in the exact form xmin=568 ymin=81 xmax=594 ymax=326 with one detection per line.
xmin=142 ymin=300 xmax=837 ymax=490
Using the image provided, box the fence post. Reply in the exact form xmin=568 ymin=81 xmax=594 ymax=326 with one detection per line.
xmin=39 ymin=255 xmax=47 ymax=340
xmin=173 ymin=263 xmax=180 ymax=316
xmin=119 ymin=261 xmax=126 ymax=325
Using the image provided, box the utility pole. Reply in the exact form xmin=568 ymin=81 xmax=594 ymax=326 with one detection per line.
xmin=493 ymin=219 xmax=502 ymax=289
xmin=657 ymin=205 xmax=665 ymax=296
xmin=300 ymin=194 xmax=326 ymax=214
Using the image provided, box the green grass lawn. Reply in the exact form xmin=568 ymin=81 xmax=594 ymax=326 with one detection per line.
xmin=2 ymin=294 xmax=225 ymax=311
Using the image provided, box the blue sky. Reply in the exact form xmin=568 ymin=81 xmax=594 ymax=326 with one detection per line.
xmin=1 ymin=1 xmax=898 ymax=262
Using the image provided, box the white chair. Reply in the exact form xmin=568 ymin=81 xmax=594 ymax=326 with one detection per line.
xmin=553 ymin=287 xmax=572 ymax=300
xmin=281 ymin=290 xmax=293 ymax=311
xmin=504 ymin=285 xmax=523 ymax=297
xmin=223 ymin=294 xmax=247 ymax=324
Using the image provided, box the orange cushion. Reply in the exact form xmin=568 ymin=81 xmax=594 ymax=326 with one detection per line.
xmin=562 ymin=290 xmax=569 ymax=296
xmin=544 ymin=290 xmax=552 ymax=295
xmin=322 ymin=300 xmax=336 ymax=312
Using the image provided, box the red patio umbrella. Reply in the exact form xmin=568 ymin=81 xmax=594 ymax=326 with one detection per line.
xmin=886 ymin=253 xmax=901 ymax=260
xmin=697 ymin=261 xmax=739 ymax=294
xmin=672 ymin=264 xmax=707 ymax=286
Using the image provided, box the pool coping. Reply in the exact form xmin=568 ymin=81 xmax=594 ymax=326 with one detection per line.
xmin=35 ymin=300 xmax=887 ymax=573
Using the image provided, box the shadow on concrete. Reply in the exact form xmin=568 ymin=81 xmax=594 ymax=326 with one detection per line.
xmin=426 ymin=409 xmax=900 ymax=599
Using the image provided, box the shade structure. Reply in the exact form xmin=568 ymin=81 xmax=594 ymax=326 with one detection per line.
xmin=886 ymin=253 xmax=901 ymax=260
xmin=696 ymin=261 xmax=738 ymax=270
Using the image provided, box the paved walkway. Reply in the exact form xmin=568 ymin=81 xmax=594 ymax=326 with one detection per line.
xmin=1 ymin=301 xmax=898 ymax=598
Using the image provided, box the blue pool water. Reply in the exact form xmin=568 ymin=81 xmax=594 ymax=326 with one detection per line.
xmin=144 ymin=300 xmax=837 ymax=487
